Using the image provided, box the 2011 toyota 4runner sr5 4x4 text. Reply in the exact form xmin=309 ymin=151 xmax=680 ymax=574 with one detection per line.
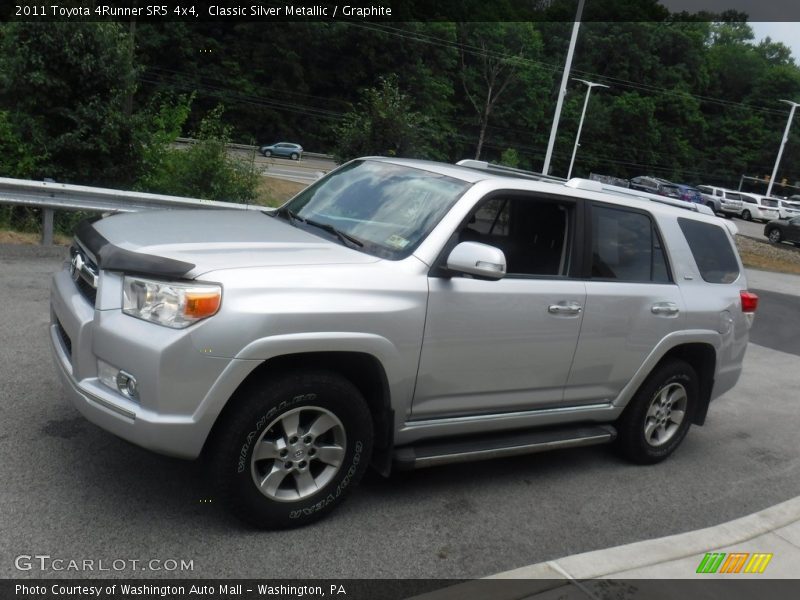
xmin=50 ymin=158 xmax=758 ymax=528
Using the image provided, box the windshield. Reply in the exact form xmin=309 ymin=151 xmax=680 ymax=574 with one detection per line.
xmin=281 ymin=159 xmax=471 ymax=259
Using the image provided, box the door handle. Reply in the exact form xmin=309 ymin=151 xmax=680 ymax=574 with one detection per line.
xmin=548 ymin=303 xmax=583 ymax=315
xmin=651 ymin=302 xmax=679 ymax=316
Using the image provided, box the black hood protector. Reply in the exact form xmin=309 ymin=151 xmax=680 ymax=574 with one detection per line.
xmin=75 ymin=218 xmax=195 ymax=279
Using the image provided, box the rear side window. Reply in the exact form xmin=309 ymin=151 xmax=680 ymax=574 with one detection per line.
xmin=591 ymin=205 xmax=671 ymax=283
xmin=678 ymin=218 xmax=739 ymax=284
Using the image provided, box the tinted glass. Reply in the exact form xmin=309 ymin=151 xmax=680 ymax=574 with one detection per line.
xmin=678 ymin=218 xmax=739 ymax=284
xmin=591 ymin=205 xmax=670 ymax=283
xmin=460 ymin=197 xmax=572 ymax=277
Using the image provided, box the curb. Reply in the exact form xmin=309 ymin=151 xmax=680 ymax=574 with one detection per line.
xmin=490 ymin=496 xmax=800 ymax=580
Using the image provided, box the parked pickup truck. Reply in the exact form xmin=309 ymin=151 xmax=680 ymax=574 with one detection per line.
xmin=50 ymin=158 xmax=757 ymax=529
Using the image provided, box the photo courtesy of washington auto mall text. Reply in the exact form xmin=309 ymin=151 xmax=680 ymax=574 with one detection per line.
xmin=13 ymin=582 xmax=351 ymax=599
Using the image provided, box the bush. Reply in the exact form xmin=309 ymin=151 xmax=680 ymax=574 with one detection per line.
xmin=136 ymin=104 xmax=259 ymax=203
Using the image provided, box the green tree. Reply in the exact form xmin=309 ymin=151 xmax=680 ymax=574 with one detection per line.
xmin=457 ymin=22 xmax=544 ymax=159
xmin=0 ymin=22 xmax=138 ymax=186
xmin=333 ymin=76 xmax=432 ymax=162
xmin=136 ymin=104 xmax=259 ymax=203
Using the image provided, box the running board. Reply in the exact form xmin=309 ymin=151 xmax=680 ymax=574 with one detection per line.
xmin=393 ymin=424 xmax=616 ymax=470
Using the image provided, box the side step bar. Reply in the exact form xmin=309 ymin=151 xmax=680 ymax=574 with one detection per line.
xmin=393 ymin=424 xmax=616 ymax=470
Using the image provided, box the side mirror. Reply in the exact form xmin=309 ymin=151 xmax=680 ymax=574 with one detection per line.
xmin=446 ymin=242 xmax=506 ymax=280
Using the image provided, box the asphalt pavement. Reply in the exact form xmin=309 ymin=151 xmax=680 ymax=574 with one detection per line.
xmin=1 ymin=245 xmax=798 ymax=580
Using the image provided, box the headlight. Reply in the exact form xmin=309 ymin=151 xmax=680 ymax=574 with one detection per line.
xmin=122 ymin=276 xmax=221 ymax=329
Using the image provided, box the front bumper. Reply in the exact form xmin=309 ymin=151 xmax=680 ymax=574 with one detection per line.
xmin=49 ymin=268 xmax=235 ymax=459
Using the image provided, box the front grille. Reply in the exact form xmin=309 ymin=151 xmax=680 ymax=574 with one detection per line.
xmin=69 ymin=243 xmax=99 ymax=306
xmin=75 ymin=276 xmax=97 ymax=305
xmin=55 ymin=319 xmax=72 ymax=357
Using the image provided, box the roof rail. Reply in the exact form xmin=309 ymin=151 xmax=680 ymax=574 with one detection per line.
xmin=456 ymin=159 xmax=567 ymax=183
xmin=566 ymin=178 xmax=715 ymax=216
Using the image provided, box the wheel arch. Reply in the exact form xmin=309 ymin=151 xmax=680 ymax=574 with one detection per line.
xmin=202 ymin=351 xmax=394 ymax=473
xmin=614 ymin=334 xmax=719 ymax=426
xmin=657 ymin=343 xmax=716 ymax=425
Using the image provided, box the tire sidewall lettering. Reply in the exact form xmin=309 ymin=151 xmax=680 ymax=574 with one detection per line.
xmin=288 ymin=440 xmax=363 ymax=519
xmin=236 ymin=393 xmax=317 ymax=473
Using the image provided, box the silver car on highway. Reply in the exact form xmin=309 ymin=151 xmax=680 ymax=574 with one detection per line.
xmin=50 ymin=157 xmax=758 ymax=529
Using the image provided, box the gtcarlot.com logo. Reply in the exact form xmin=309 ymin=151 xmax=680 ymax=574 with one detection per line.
xmin=15 ymin=555 xmax=194 ymax=572
xmin=696 ymin=552 xmax=773 ymax=574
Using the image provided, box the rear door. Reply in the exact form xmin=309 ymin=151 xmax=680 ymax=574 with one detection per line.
xmin=565 ymin=203 xmax=684 ymax=404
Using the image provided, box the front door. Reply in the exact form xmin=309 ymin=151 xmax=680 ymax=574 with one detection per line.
xmin=412 ymin=193 xmax=586 ymax=418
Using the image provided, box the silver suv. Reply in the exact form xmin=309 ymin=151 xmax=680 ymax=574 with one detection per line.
xmin=49 ymin=158 xmax=758 ymax=529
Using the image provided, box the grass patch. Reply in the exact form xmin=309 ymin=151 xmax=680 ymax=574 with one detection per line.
xmin=736 ymin=235 xmax=800 ymax=275
xmin=0 ymin=229 xmax=71 ymax=246
xmin=254 ymin=177 xmax=308 ymax=207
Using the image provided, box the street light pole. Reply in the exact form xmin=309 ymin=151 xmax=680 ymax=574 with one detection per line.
xmin=766 ymin=99 xmax=799 ymax=197
xmin=542 ymin=0 xmax=585 ymax=176
xmin=566 ymin=79 xmax=609 ymax=180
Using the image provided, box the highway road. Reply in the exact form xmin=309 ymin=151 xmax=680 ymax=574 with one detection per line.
xmin=1 ymin=245 xmax=799 ymax=579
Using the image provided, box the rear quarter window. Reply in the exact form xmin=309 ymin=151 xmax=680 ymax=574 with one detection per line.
xmin=678 ymin=218 xmax=740 ymax=284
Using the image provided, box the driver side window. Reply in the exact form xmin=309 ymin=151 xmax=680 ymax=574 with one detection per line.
xmin=458 ymin=196 xmax=574 ymax=277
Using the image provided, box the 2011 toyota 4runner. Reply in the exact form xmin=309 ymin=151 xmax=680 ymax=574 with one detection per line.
xmin=49 ymin=157 xmax=758 ymax=529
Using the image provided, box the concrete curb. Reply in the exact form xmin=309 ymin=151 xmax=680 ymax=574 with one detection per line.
xmin=490 ymin=496 xmax=800 ymax=580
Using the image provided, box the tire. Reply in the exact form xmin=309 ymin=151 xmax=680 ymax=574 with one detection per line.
xmin=705 ymin=202 xmax=716 ymax=214
xmin=290 ymin=152 xmax=299 ymax=160
xmin=794 ymin=242 xmax=800 ymax=248
xmin=615 ymin=359 xmax=698 ymax=465
xmin=263 ymin=150 xmax=272 ymax=158
xmin=742 ymin=209 xmax=752 ymax=221
xmin=208 ymin=370 xmax=373 ymax=529
xmin=768 ymin=229 xmax=782 ymax=244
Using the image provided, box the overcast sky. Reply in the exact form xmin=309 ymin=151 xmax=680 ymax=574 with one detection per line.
xmin=748 ymin=22 xmax=800 ymax=66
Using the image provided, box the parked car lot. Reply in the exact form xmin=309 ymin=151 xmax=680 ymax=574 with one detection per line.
xmin=740 ymin=193 xmax=780 ymax=223
xmin=778 ymin=199 xmax=800 ymax=220
xmin=259 ymin=142 xmax=303 ymax=160
xmin=696 ymin=185 xmax=744 ymax=218
xmin=764 ymin=216 xmax=800 ymax=246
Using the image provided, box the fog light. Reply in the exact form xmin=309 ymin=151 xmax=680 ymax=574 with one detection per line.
xmin=116 ymin=370 xmax=138 ymax=399
xmin=97 ymin=360 xmax=139 ymax=400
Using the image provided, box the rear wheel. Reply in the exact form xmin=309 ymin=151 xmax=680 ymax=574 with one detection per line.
xmin=742 ymin=209 xmax=752 ymax=221
xmin=290 ymin=152 xmax=299 ymax=160
xmin=209 ymin=371 xmax=373 ymax=529
xmin=615 ymin=359 xmax=698 ymax=465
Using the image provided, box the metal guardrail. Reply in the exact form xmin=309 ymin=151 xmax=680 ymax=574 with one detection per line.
xmin=0 ymin=177 xmax=263 ymax=245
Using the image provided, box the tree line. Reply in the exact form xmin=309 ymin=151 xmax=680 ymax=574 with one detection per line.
xmin=1 ymin=3 xmax=799 ymax=202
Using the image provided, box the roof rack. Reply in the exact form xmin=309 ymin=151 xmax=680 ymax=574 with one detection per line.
xmin=565 ymin=178 xmax=715 ymax=216
xmin=455 ymin=160 xmax=567 ymax=183
xmin=455 ymin=160 xmax=715 ymax=217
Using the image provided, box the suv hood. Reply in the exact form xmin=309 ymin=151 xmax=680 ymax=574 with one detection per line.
xmin=82 ymin=209 xmax=378 ymax=278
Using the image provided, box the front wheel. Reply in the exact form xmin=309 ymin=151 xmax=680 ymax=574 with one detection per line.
xmin=615 ymin=359 xmax=698 ymax=465
xmin=263 ymin=150 xmax=272 ymax=158
xmin=768 ymin=229 xmax=782 ymax=244
xmin=208 ymin=371 xmax=373 ymax=529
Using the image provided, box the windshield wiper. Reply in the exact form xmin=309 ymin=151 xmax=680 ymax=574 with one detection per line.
xmin=274 ymin=206 xmax=305 ymax=225
xmin=303 ymin=219 xmax=364 ymax=248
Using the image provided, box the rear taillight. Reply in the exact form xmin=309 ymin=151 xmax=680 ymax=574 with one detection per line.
xmin=740 ymin=291 xmax=759 ymax=313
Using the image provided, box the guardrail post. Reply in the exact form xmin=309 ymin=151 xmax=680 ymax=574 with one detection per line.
xmin=41 ymin=208 xmax=54 ymax=245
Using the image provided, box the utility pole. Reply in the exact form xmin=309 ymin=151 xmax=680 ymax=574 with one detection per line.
xmin=566 ymin=79 xmax=608 ymax=180
xmin=766 ymin=100 xmax=799 ymax=197
xmin=542 ymin=0 xmax=585 ymax=176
